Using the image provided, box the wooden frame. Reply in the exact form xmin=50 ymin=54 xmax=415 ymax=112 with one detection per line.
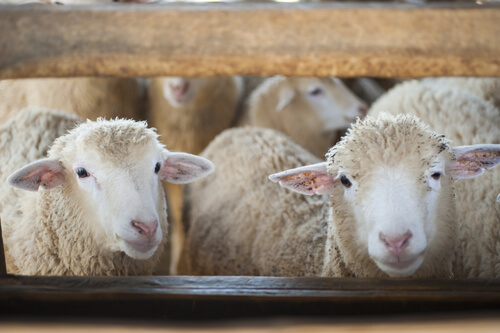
xmin=0 ymin=2 xmax=499 ymax=79
xmin=1 ymin=1 xmax=500 ymax=323
xmin=1 ymin=275 xmax=500 ymax=319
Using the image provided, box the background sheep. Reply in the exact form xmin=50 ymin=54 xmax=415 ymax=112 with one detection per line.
xmin=181 ymin=94 xmax=500 ymax=278
xmin=369 ymin=77 xmax=500 ymax=278
xmin=421 ymin=77 xmax=500 ymax=109
xmin=148 ymin=76 xmax=243 ymax=155
xmin=239 ymin=76 xmax=368 ymax=158
xmin=0 ymin=108 xmax=214 ymax=276
xmin=148 ymin=75 xmax=243 ymax=274
xmin=0 ymin=77 xmax=144 ymax=122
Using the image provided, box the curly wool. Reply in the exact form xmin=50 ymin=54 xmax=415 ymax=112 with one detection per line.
xmin=180 ymin=126 xmax=327 ymax=276
xmin=0 ymin=77 xmax=143 ymax=123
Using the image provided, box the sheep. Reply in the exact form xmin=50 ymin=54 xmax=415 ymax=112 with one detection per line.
xmin=421 ymin=77 xmax=500 ymax=109
xmin=181 ymin=116 xmax=500 ymax=278
xmin=0 ymin=108 xmax=214 ymax=276
xmin=0 ymin=77 xmax=144 ymax=123
xmin=147 ymin=75 xmax=243 ymax=274
xmin=148 ymin=76 xmax=243 ymax=155
xmin=368 ymin=78 xmax=500 ymax=278
xmin=239 ymin=76 xmax=368 ymax=158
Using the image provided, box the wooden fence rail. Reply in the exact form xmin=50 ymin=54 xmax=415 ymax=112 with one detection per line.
xmin=1 ymin=275 xmax=500 ymax=319
xmin=0 ymin=2 xmax=499 ymax=79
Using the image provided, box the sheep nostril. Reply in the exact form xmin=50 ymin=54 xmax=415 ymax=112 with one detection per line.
xmin=131 ymin=220 xmax=158 ymax=239
xmin=379 ymin=231 xmax=413 ymax=256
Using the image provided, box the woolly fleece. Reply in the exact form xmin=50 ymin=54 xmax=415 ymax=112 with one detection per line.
xmin=0 ymin=77 xmax=143 ymax=122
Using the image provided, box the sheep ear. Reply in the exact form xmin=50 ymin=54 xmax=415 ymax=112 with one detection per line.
xmin=269 ymin=162 xmax=335 ymax=195
xmin=450 ymin=144 xmax=500 ymax=179
xmin=160 ymin=152 xmax=215 ymax=184
xmin=7 ymin=158 xmax=65 ymax=192
xmin=276 ymin=87 xmax=295 ymax=112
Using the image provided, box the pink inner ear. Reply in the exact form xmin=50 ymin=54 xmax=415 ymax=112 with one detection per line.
xmin=20 ymin=167 xmax=64 ymax=189
xmin=449 ymin=160 xmax=485 ymax=179
xmin=451 ymin=148 xmax=500 ymax=179
xmin=278 ymin=171 xmax=335 ymax=195
xmin=39 ymin=170 xmax=65 ymax=188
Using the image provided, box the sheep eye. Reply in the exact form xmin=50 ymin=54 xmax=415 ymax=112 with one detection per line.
xmin=154 ymin=162 xmax=161 ymax=174
xmin=75 ymin=168 xmax=89 ymax=178
xmin=431 ymin=172 xmax=441 ymax=180
xmin=308 ymin=87 xmax=323 ymax=96
xmin=340 ymin=174 xmax=352 ymax=188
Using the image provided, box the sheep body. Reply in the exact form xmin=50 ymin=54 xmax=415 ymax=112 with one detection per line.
xmin=181 ymin=126 xmax=327 ymax=276
xmin=1 ymin=108 xmax=213 ymax=276
xmin=0 ymin=77 xmax=143 ymax=122
xmin=369 ymin=78 xmax=500 ymax=278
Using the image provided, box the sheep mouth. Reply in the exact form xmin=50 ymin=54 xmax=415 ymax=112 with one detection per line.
xmin=374 ymin=255 xmax=424 ymax=277
xmin=126 ymin=241 xmax=158 ymax=253
xmin=117 ymin=236 xmax=161 ymax=259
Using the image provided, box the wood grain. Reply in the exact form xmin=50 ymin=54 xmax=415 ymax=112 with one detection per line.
xmin=0 ymin=2 xmax=499 ymax=79
xmin=1 ymin=276 xmax=500 ymax=319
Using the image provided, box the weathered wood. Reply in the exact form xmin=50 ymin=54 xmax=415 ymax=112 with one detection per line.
xmin=0 ymin=3 xmax=499 ymax=79
xmin=1 ymin=276 xmax=500 ymax=319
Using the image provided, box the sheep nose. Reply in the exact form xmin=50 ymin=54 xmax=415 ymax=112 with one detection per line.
xmin=132 ymin=220 xmax=158 ymax=239
xmin=379 ymin=231 xmax=412 ymax=256
xmin=169 ymin=81 xmax=189 ymax=99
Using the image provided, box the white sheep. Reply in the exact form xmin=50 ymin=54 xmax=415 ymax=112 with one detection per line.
xmin=369 ymin=77 xmax=500 ymax=278
xmin=0 ymin=108 xmax=214 ymax=276
xmin=148 ymin=76 xmax=243 ymax=155
xmin=181 ymin=89 xmax=500 ymax=278
xmin=421 ymin=77 xmax=500 ymax=109
xmin=239 ymin=76 xmax=368 ymax=158
xmin=148 ymin=75 xmax=243 ymax=274
xmin=0 ymin=77 xmax=144 ymax=122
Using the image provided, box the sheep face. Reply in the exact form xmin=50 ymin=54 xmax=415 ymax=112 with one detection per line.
xmin=256 ymin=77 xmax=367 ymax=132
xmin=271 ymin=114 xmax=500 ymax=278
xmin=68 ymin=138 xmax=167 ymax=260
xmin=250 ymin=76 xmax=367 ymax=157
xmin=332 ymin=152 xmax=455 ymax=278
xmin=162 ymin=77 xmax=207 ymax=107
xmin=8 ymin=119 xmax=214 ymax=261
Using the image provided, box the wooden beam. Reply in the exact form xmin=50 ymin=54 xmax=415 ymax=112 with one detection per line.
xmin=1 ymin=276 xmax=500 ymax=319
xmin=0 ymin=2 xmax=499 ymax=79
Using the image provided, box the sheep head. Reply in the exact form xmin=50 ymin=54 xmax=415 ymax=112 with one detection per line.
xmin=161 ymin=77 xmax=206 ymax=107
xmin=270 ymin=114 xmax=500 ymax=278
xmin=250 ymin=76 xmax=367 ymax=158
xmin=7 ymin=118 xmax=214 ymax=261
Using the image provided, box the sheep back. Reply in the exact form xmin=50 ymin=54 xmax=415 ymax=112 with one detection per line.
xmin=0 ymin=77 xmax=143 ymax=122
xmin=181 ymin=126 xmax=328 ymax=276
